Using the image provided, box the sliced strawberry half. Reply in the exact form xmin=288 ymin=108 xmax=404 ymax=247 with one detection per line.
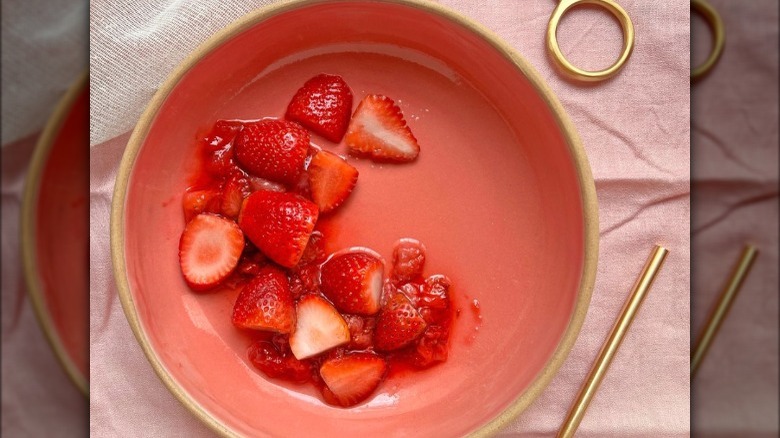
xmin=319 ymin=352 xmax=387 ymax=407
xmin=238 ymin=190 xmax=319 ymax=268
xmin=289 ymin=295 xmax=350 ymax=360
xmin=307 ymin=150 xmax=359 ymax=213
xmin=233 ymin=119 xmax=310 ymax=185
xmin=320 ymin=251 xmax=384 ymax=315
xmin=285 ymin=74 xmax=353 ymax=142
xmin=178 ymin=213 xmax=244 ymax=291
xmin=374 ymin=292 xmax=427 ymax=351
xmin=232 ymin=266 xmax=296 ymax=333
xmin=345 ymin=94 xmax=420 ymax=163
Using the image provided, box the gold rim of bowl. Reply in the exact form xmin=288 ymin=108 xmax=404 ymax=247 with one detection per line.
xmin=21 ymin=70 xmax=90 ymax=397
xmin=109 ymin=1 xmax=599 ymax=436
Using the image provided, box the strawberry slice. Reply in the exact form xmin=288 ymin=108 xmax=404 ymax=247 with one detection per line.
xmin=238 ymin=190 xmax=319 ymax=268
xmin=345 ymin=94 xmax=420 ymax=163
xmin=307 ymin=150 xmax=359 ymax=213
xmin=374 ymin=292 xmax=427 ymax=351
xmin=182 ymin=189 xmax=220 ymax=223
xmin=178 ymin=213 xmax=244 ymax=291
xmin=285 ymin=74 xmax=353 ymax=142
xmin=289 ymin=295 xmax=350 ymax=360
xmin=319 ymin=352 xmax=387 ymax=407
xmin=320 ymin=251 xmax=383 ymax=315
xmin=234 ymin=119 xmax=310 ymax=185
xmin=220 ymin=175 xmax=250 ymax=220
xmin=232 ymin=266 xmax=296 ymax=333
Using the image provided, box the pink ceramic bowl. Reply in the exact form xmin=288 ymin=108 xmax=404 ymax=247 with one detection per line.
xmin=111 ymin=1 xmax=598 ymax=436
xmin=22 ymin=72 xmax=89 ymax=395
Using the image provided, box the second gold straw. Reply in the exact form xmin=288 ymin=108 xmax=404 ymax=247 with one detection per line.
xmin=557 ymin=245 xmax=669 ymax=438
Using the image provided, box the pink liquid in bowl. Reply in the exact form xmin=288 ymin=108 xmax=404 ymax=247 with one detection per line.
xmin=120 ymin=2 xmax=591 ymax=436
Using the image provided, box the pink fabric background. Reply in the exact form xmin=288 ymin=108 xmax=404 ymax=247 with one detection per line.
xmin=691 ymin=1 xmax=779 ymax=437
xmin=1 ymin=0 xmax=87 ymax=436
xmin=88 ymin=0 xmax=690 ymax=436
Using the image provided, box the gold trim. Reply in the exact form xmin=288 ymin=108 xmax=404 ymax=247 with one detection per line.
xmin=110 ymin=1 xmax=599 ymax=436
xmin=21 ymin=70 xmax=89 ymax=397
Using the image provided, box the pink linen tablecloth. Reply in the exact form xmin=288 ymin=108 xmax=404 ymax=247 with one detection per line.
xmin=90 ymin=1 xmax=691 ymax=436
xmin=691 ymin=1 xmax=779 ymax=436
xmin=1 ymin=0 xmax=88 ymax=436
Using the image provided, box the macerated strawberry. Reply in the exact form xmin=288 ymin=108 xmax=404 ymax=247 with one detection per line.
xmin=374 ymin=292 xmax=427 ymax=351
xmin=220 ymin=176 xmax=250 ymax=220
xmin=289 ymin=295 xmax=350 ymax=360
xmin=182 ymin=189 xmax=220 ymax=223
xmin=232 ymin=266 xmax=296 ymax=333
xmin=286 ymin=74 xmax=353 ymax=142
xmin=345 ymin=94 xmax=420 ymax=163
xmin=343 ymin=314 xmax=376 ymax=350
xmin=248 ymin=340 xmax=311 ymax=383
xmin=234 ymin=119 xmax=310 ymax=185
xmin=391 ymin=238 xmax=426 ymax=283
xmin=238 ymin=190 xmax=319 ymax=268
xmin=307 ymin=150 xmax=359 ymax=213
xmin=319 ymin=352 xmax=387 ymax=407
xmin=320 ymin=251 xmax=384 ymax=315
xmin=179 ymin=213 xmax=244 ymax=291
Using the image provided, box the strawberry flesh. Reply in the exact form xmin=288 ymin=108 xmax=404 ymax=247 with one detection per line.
xmin=178 ymin=213 xmax=244 ymax=291
xmin=234 ymin=119 xmax=310 ymax=185
xmin=232 ymin=266 xmax=296 ymax=333
xmin=320 ymin=251 xmax=384 ymax=315
xmin=238 ymin=190 xmax=319 ymax=268
xmin=286 ymin=74 xmax=353 ymax=142
xmin=319 ymin=352 xmax=387 ymax=407
xmin=307 ymin=150 xmax=359 ymax=213
xmin=289 ymin=295 xmax=350 ymax=360
xmin=346 ymin=94 xmax=420 ymax=163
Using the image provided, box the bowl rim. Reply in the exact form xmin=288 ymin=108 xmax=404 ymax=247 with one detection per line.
xmin=21 ymin=70 xmax=89 ymax=397
xmin=109 ymin=0 xmax=599 ymax=436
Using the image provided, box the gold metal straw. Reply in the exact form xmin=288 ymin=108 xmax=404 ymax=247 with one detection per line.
xmin=691 ymin=245 xmax=758 ymax=378
xmin=557 ymin=245 xmax=669 ymax=438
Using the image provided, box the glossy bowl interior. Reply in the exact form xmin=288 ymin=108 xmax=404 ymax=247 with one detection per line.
xmin=22 ymin=73 xmax=89 ymax=394
xmin=112 ymin=1 xmax=597 ymax=436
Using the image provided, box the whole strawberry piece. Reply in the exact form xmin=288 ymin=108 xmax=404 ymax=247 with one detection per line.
xmin=320 ymin=251 xmax=383 ymax=315
xmin=346 ymin=94 xmax=420 ymax=163
xmin=238 ymin=190 xmax=319 ymax=268
xmin=178 ymin=213 xmax=244 ymax=291
xmin=289 ymin=295 xmax=350 ymax=360
xmin=232 ymin=266 xmax=296 ymax=333
xmin=374 ymin=292 xmax=427 ymax=351
xmin=234 ymin=119 xmax=309 ymax=185
xmin=319 ymin=352 xmax=387 ymax=407
xmin=307 ymin=150 xmax=359 ymax=213
xmin=286 ymin=74 xmax=353 ymax=142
